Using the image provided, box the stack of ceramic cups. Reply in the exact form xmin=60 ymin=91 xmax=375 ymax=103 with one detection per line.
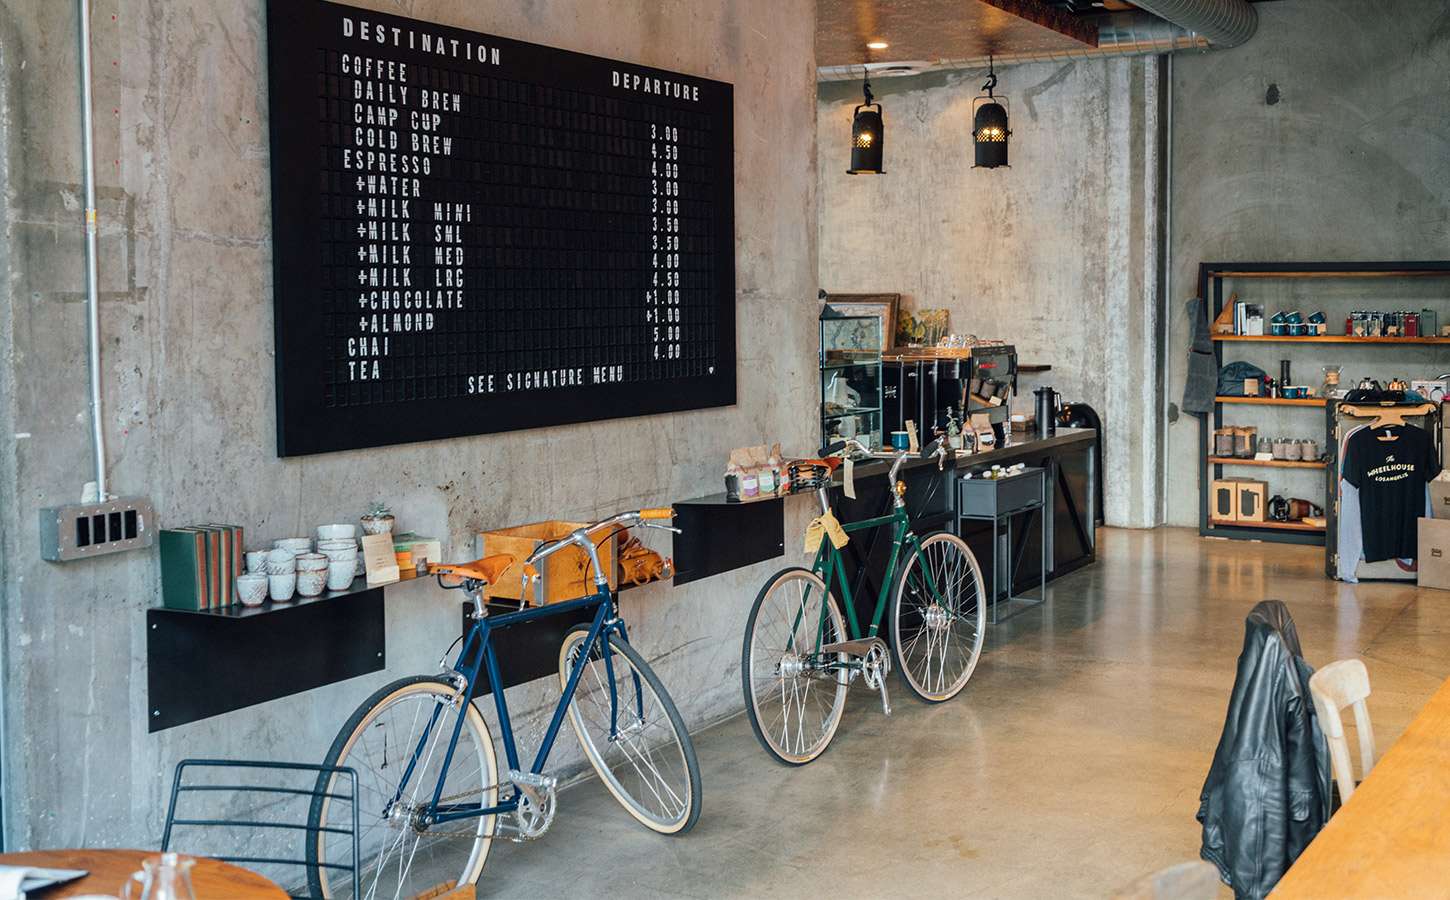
xmin=237 ymin=551 xmax=270 ymax=607
xmin=264 ymin=542 xmax=304 ymax=602
xmin=317 ymin=524 xmax=361 ymax=592
xmin=295 ymin=552 xmax=329 ymax=597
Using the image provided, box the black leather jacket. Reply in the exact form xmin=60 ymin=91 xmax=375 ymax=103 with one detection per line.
xmin=1197 ymin=601 xmax=1331 ymax=899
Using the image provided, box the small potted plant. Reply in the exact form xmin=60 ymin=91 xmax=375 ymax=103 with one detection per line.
xmin=360 ymin=502 xmax=395 ymax=536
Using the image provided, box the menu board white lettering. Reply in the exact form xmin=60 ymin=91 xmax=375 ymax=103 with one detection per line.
xmin=267 ymin=0 xmax=736 ymax=455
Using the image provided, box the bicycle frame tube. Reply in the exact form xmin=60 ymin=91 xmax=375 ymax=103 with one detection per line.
xmin=814 ymin=506 xmax=915 ymax=640
xmin=408 ymin=590 xmax=620 ymax=827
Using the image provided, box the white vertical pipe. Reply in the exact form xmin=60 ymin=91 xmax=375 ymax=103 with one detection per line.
xmin=78 ymin=0 xmax=108 ymax=499
xmin=1159 ymin=53 xmax=1173 ymax=525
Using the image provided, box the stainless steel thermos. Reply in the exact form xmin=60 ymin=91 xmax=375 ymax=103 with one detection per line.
xmin=1034 ymin=386 xmax=1060 ymax=439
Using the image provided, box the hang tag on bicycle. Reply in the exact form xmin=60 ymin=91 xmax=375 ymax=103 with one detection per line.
xmin=804 ymin=511 xmax=849 ymax=554
xmin=843 ymin=457 xmax=856 ymax=499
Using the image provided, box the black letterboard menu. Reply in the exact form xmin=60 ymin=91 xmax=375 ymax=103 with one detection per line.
xmin=266 ymin=0 xmax=736 ymax=455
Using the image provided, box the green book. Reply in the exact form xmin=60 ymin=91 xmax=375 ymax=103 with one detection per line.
xmin=159 ymin=527 xmax=208 ymax=611
xmin=196 ymin=526 xmax=228 ymax=608
xmin=203 ymin=524 xmax=244 ymax=607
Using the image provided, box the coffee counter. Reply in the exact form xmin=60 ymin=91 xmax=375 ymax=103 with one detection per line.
xmin=824 ymin=429 xmax=1097 ymax=624
xmin=669 ymin=429 xmax=1097 ymax=619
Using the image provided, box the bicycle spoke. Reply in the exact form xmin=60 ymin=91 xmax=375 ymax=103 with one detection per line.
xmin=893 ymin=535 xmax=985 ymax=702
xmin=563 ymin=631 xmax=697 ymax=831
xmin=313 ymin=682 xmax=496 ymax=899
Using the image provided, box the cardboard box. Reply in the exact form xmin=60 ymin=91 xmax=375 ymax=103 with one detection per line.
xmin=1211 ymin=479 xmax=1242 ymax=521
xmin=1418 ymin=517 xmax=1450 ymax=591
xmin=1236 ymin=480 xmax=1268 ymax=522
xmin=1431 ymin=476 xmax=1450 ymax=520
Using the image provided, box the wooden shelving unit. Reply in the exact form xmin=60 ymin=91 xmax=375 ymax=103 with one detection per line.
xmin=1206 ymin=269 xmax=1450 ymax=279
xmin=1197 ymin=260 xmax=1450 ymax=548
xmin=1215 ymin=395 xmax=1326 ymax=407
xmin=1210 ymin=518 xmax=1326 ymax=533
xmin=1213 ymin=335 xmax=1450 ymax=345
xmin=1206 ymin=457 xmax=1327 ymax=469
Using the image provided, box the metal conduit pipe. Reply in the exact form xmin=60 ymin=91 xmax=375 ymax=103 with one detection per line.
xmin=1130 ymin=0 xmax=1258 ymax=49
xmin=78 ymin=0 xmax=108 ymax=499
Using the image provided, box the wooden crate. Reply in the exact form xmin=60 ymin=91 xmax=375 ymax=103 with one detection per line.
xmin=477 ymin=520 xmax=616 ymax=604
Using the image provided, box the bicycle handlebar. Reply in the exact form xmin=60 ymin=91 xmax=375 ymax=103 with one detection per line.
xmin=523 ymin=508 xmax=676 ymax=571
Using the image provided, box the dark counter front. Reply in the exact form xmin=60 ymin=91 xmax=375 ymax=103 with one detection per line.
xmin=827 ymin=429 xmax=1097 ymax=625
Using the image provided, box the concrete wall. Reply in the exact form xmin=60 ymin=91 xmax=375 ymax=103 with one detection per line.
xmin=1164 ymin=0 xmax=1450 ymax=525
xmin=0 ymin=0 xmax=817 ymax=850
xmin=817 ymin=58 xmax=1164 ymax=528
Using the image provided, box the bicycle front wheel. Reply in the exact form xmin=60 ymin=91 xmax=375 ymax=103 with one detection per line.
xmin=742 ymin=567 xmax=849 ymax=765
xmin=890 ymin=531 xmax=986 ymax=702
xmin=559 ymin=626 xmax=702 ymax=834
xmin=308 ymin=675 xmax=498 ymax=899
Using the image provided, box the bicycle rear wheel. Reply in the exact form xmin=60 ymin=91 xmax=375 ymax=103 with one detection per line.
xmin=559 ymin=626 xmax=702 ymax=834
xmin=308 ymin=676 xmax=498 ymax=899
xmin=890 ymin=532 xmax=986 ymax=702
xmin=741 ymin=567 xmax=849 ymax=765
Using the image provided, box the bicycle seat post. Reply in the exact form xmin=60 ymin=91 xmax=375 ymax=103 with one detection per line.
xmin=465 ymin=580 xmax=488 ymax=620
xmin=815 ymin=486 xmax=832 ymax=516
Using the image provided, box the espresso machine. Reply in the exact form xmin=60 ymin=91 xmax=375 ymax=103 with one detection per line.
xmin=881 ymin=344 xmax=1017 ymax=452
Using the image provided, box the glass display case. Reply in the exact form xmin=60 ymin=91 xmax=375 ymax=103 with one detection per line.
xmin=819 ymin=307 xmax=884 ymax=452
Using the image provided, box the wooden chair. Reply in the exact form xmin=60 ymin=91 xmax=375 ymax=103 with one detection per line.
xmin=1309 ymin=659 xmax=1376 ymax=805
xmin=1111 ymin=860 xmax=1220 ymax=900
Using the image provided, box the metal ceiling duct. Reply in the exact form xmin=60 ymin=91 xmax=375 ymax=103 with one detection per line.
xmin=818 ymin=13 xmax=1208 ymax=81
xmin=817 ymin=1 xmax=1258 ymax=82
xmin=1128 ymin=0 xmax=1257 ymax=48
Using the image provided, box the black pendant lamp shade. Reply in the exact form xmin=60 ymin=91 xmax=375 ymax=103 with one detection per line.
xmin=847 ymin=72 xmax=884 ymax=174
xmin=972 ymin=57 xmax=1011 ymax=169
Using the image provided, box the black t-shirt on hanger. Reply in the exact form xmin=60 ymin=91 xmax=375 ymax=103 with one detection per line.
xmin=1343 ymin=424 xmax=1441 ymax=562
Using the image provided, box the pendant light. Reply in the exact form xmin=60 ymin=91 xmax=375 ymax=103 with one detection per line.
xmin=847 ymin=68 xmax=884 ymax=175
xmin=972 ymin=56 xmax=1011 ymax=169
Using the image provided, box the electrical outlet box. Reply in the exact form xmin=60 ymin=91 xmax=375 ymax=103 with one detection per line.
xmin=40 ymin=496 xmax=156 ymax=562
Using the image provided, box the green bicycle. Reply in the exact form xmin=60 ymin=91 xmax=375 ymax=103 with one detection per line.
xmin=742 ymin=438 xmax=986 ymax=764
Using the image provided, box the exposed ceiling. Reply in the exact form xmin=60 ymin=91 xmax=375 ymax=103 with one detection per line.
xmin=816 ymin=0 xmax=1101 ymax=72
xmin=818 ymin=0 xmax=1274 ymax=78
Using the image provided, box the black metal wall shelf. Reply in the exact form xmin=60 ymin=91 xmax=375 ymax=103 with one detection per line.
xmin=1196 ymin=260 xmax=1450 ymax=547
xmin=148 ymin=586 xmax=386 ymax=732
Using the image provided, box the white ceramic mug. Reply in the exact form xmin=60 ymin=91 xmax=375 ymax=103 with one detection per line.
xmin=236 ymin=573 xmax=268 ymax=607
xmin=317 ymin=524 xmax=357 ymax=541
xmin=296 ymin=569 xmax=327 ymax=598
xmin=274 ymin=537 xmax=313 ymax=555
xmin=268 ymin=572 xmax=297 ymax=602
xmin=327 ymin=559 xmax=355 ymax=591
xmin=244 ymin=550 xmax=269 ymax=575
xmin=265 ymin=547 xmax=297 ymax=575
xmin=295 ymin=552 xmax=329 ymax=572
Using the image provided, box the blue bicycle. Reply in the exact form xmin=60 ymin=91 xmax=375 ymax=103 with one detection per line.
xmin=306 ymin=509 xmax=700 ymax=898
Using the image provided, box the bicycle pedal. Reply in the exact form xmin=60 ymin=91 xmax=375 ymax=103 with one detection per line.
xmin=508 ymin=769 xmax=557 ymax=794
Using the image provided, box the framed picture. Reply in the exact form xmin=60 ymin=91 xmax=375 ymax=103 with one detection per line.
xmin=820 ymin=293 xmax=901 ymax=351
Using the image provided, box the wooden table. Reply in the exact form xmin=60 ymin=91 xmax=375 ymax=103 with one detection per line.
xmin=1275 ymin=675 xmax=1450 ymax=897
xmin=0 ymin=849 xmax=286 ymax=899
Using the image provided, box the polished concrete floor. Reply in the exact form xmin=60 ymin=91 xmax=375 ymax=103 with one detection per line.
xmin=465 ymin=527 xmax=1450 ymax=897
